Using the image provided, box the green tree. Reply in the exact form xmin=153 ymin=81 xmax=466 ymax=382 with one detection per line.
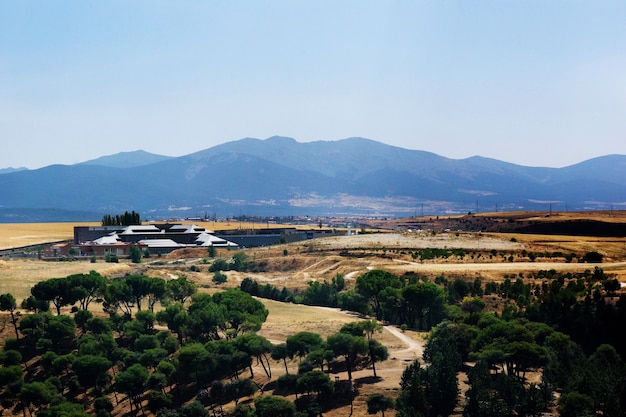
xmin=368 ymin=339 xmax=389 ymax=378
xmin=396 ymin=359 xmax=428 ymax=417
xmin=356 ymin=270 xmax=403 ymax=320
xmin=31 ymin=278 xmax=74 ymax=315
xmin=166 ymin=277 xmax=197 ymax=304
xmin=366 ymin=393 xmax=394 ymax=417
xmin=103 ymin=278 xmax=134 ymax=315
xmin=297 ymin=370 xmax=334 ymax=398
xmin=402 ymin=282 xmax=446 ymax=330
xmin=233 ymin=334 xmax=273 ymax=378
xmin=67 ymin=271 xmax=106 ymax=311
xmin=115 ymin=363 xmax=148 ymax=414
xmin=156 ymin=303 xmax=189 ymax=344
xmin=587 ymin=344 xmax=624 ymax=417
xmin=72 ymin=354 xmax=112 ymax=392
xmin=558 ymin=391 xmax=595 ymax=417
xmin=254 ymin=395 xmax=296 ymax=417
xmin=129 ymin=245 xmax=142 ymax=263
xmin=0 ymin=293 xmax=20 ymax=339
xmin=212 ymin=289 xmax=268 ymax=336
xmin=327 ymin=332 xmax=369 ymax=381
xmin=175 ymin=343 xmax=214 ymax=389
xmin=271 ymin=343 xmax=290 ymax=374
xmin=286 ymin=332 xmax=324 ymax=363
xmin=20 ymin=382 xmax=55 ymax=416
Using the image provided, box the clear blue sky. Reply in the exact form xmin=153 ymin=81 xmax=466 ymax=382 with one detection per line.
xmin=2 ymin=1 xmax=625 ymax=169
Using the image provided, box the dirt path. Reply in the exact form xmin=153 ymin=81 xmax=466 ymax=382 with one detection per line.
xmin=383 ymin=325 xmax=424 ymax=361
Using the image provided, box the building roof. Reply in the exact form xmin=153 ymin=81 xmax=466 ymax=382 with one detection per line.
xmin=92 ymin=233 xmax=122 ymax=245
xmin=195 ymin=232 xmax=237 ymax=247
xmin=137 ymin=239 xmax=185 ymax=248
xmin=168 ymin=224 xmax=208 ymax=233
xmin=119 ymin=225 xmax=162 ymax=235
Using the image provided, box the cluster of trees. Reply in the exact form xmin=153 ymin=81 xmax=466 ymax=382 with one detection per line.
xmin=0 ymin=268 xmax=396 ymax=416
xmin=101 ymin=211 xmax=142 ymax=226
xmin=238 ymin=264 xmax=626 ymax=416
xmin=242 ymin=270 xmax=449 ymax=331
xmin=4 ymin=253 xmax=626 ymax=417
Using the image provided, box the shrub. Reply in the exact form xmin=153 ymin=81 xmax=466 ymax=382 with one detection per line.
xmin=212 ymin=271 xmax=228 ymax=284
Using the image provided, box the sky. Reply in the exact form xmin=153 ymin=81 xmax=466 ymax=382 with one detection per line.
xmin=1 ymin=1 xmax=625 ymax=170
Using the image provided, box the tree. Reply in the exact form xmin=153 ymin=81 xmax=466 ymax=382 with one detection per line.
xmin=146 ymin=277 xmax=167 ymax=312
xmin=166 ymin=277 xmax=197 ymax=304
xmin=103 ymin=278 xmax=134 ymax=315
xmin=67 ymin=271 xmax=106 ymax=311
xmin=425 ymin=345 xmax=459 ymax=417
xmin=558 ymin=391 xmax=595 ymax=417
xmin=286 ymin=332 xmax=324 ymax=363
xmin=72 ymin=354 xmax=112 ymax=392
xmin=207 ymin=244 xmax=217 ymax=258
xmin=368 ymin=339 xmax=389 ymax=378
xmin=402 ymin=282 xmax=446 ymax=331
xmin=396 ymin=360 xmax=428 ymax=417
xmin=20 ymin=382 xmax=55 ymax=416
xmin=297 ymin=371 xmax=334 ymax=398
xmin=356 ymin=270 xmax=403 ymax=320
xmin=102 ymin=210 xmax=141 ymax=226
xmin=175 ymin=343 xmax=214 ymax=389
xmin=129 ymin=245 xmax=142 ymax=263
xmin=461 ymin=296 xmax=486 ymax=316
xmin=125 ymin=274 xmax=155 ymax=311
xmin=0 ymin=293 xmax=19 ymax=339
xmin=156 ymin=303 xmax=189 ymax=344
xmin=31 ymin=278 xmax=74 ymax=315
xmin=366 ymin=393 xmax=394 ymax=417
xmin=362 ymin=319 xmax=383 ymax=340
xmin=212 ymin=289 xmax=268 ymax=336
xmin=254 ymin=395 xmax=296 ymax=417
xmin=327 ymin=332 xmax=369 ymax=381
xmin=234 ymin=334 xmax=273 ymax=378
xmin=115 ymin=363 xmax=148 ymax=414
xmin=271 ymin=343 xmax=290 ymax=374
xmin=587 ymin=344 xmax=624 ymax=417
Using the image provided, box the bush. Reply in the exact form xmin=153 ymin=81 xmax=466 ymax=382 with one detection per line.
xmin=582 ymin=251 xmax=603 ymax=263
xmin=212 ymin=271 xmax=228 ymax=284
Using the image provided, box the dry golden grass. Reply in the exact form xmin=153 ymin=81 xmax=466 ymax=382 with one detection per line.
xmin=0 ymin=259 xmax=132 ymax=301
xmin=0 ymin=222 xmax=90 ymax=250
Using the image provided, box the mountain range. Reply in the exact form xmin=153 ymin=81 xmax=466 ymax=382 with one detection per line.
xmin=1 ymin=136 xmax=625 ymax=222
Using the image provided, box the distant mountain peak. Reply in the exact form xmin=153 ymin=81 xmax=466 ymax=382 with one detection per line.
xmin=80 ymin=150 xmax=173 ymax=168
xmin=0 ymin=167 xmax=28 ymax=175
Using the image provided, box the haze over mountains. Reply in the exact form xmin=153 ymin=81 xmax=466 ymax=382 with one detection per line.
xmin=1 ymin=136 xmax=625 ymax=222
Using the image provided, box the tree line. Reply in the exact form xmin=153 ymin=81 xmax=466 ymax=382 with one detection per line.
xmin=101 ymin=211 xmax=142 ymax=226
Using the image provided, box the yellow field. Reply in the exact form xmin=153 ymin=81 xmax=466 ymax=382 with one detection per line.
xmin=0 ymin=259 xmax=132 ymax=301
xmin=0 ymin=222 xmax=87 ymax=250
